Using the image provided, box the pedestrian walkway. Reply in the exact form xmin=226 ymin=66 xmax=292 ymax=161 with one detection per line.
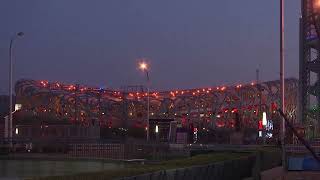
xmin=261 ymin=166 xmax=320 ymax=180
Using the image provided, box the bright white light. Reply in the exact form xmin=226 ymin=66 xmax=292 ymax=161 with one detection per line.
xmin=262 ymin=112 xmax=267 ymax=126
xmin=266 ymin=133 xmax=273 ymax=138
xmin=15 ymin=104 xmax=22 ymax=111
xmin=155 ymin=125 xmax=159 ymax=133
xmin=15 ymin=128 xmax=19 ymax=135
xmin=259 ymin=131 xmax=262 ymax=137
xmin=139 ymin=62 xmax=148 ymax=71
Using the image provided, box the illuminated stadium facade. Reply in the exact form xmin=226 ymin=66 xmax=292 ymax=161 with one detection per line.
xmin=15 ymin=78 xmax=298 ymax=130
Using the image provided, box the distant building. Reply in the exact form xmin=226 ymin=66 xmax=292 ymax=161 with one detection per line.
xmin=13 ymin=119 xmax=100 ymax=141
xmin=149 ymin=119 xmax=175 ymax=142
xmin=15 ymin=78 xmax=298 ymax=143
xmin=12 ymin=118 xmax=100 ymax=152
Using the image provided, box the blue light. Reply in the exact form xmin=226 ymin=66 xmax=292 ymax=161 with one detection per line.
xmin=306 ymin=35 xmax=318 ymax=41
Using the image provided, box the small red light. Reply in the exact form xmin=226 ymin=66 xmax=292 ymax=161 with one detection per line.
xmin=258 ymin=120 xmax=263 ymax=130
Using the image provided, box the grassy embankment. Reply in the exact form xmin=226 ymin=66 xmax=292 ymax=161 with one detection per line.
xmin=30 ymin=152 xmax=250 ymax=180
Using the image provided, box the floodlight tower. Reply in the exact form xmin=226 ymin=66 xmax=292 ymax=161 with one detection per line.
xmin=299 ymin=0 xmax=320 ymax=128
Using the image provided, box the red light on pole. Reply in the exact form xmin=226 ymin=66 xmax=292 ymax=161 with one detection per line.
xmin=258 ymin=120 xmax=263 ymax=130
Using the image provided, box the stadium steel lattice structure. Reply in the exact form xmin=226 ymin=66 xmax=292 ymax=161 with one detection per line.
xmin=15 ymin=79 xmax=298 ymax=131
xmin=300 ymin=0 xmax=320 ymax=124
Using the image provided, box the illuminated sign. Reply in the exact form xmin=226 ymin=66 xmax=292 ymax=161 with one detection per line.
xmin=262 ymin=112 xmax=267 ymax=126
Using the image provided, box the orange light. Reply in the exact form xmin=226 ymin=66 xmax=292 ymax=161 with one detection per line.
xmin=175 ymin=91 xmax=178 ymax=94
xmin=181 ymin=91 xmax=184 ymax=94
xmin=197 ymin=90 xmax=200 ymax=93
xmin=316 ymin=0 xmax=320 ymax=8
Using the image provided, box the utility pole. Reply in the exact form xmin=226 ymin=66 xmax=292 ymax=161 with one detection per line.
xmin=280 ymin=0 xmax=286 ymax=170
xmin=257 ymin=68 xmax=265 ymax=145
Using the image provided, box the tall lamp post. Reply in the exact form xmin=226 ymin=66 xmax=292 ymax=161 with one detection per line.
xmin=138 ymin=61 xmax=150 ymax=142
xmin=8 ymin=32 xmax=24 ymax=145
xmin=280 ymin=0 xmax=286 ymax=170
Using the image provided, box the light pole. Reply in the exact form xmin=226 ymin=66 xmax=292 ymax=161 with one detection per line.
xmin=8 ymin=32 xmax=24 ymax=146
xmin=139 ymin=61 xmax=150 ymax=142
xmin=280 ymin=0 xmax=286 ymax=170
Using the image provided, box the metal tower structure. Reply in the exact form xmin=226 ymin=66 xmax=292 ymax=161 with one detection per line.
xmin=300 ymin=0 xmax=320 ymax=124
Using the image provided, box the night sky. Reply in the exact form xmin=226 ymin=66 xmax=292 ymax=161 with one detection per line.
xmin=0 ymin=1 xmax=300 ymax=93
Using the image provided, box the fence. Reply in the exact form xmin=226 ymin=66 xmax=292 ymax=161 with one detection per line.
xmin=68 ymin=143 xmax=179 ymax=160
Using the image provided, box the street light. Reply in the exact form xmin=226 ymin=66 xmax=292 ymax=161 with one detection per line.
xmin=280 ymin=0 xmax=286 ymax=170
xmin=8 ymin=32 xmax=24 ymax=145
xmin=138 ymin=61 xmax=150 ymax=142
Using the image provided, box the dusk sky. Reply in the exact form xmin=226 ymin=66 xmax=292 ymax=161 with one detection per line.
xmin=0 ymin=0 xmax=300 ymax=93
